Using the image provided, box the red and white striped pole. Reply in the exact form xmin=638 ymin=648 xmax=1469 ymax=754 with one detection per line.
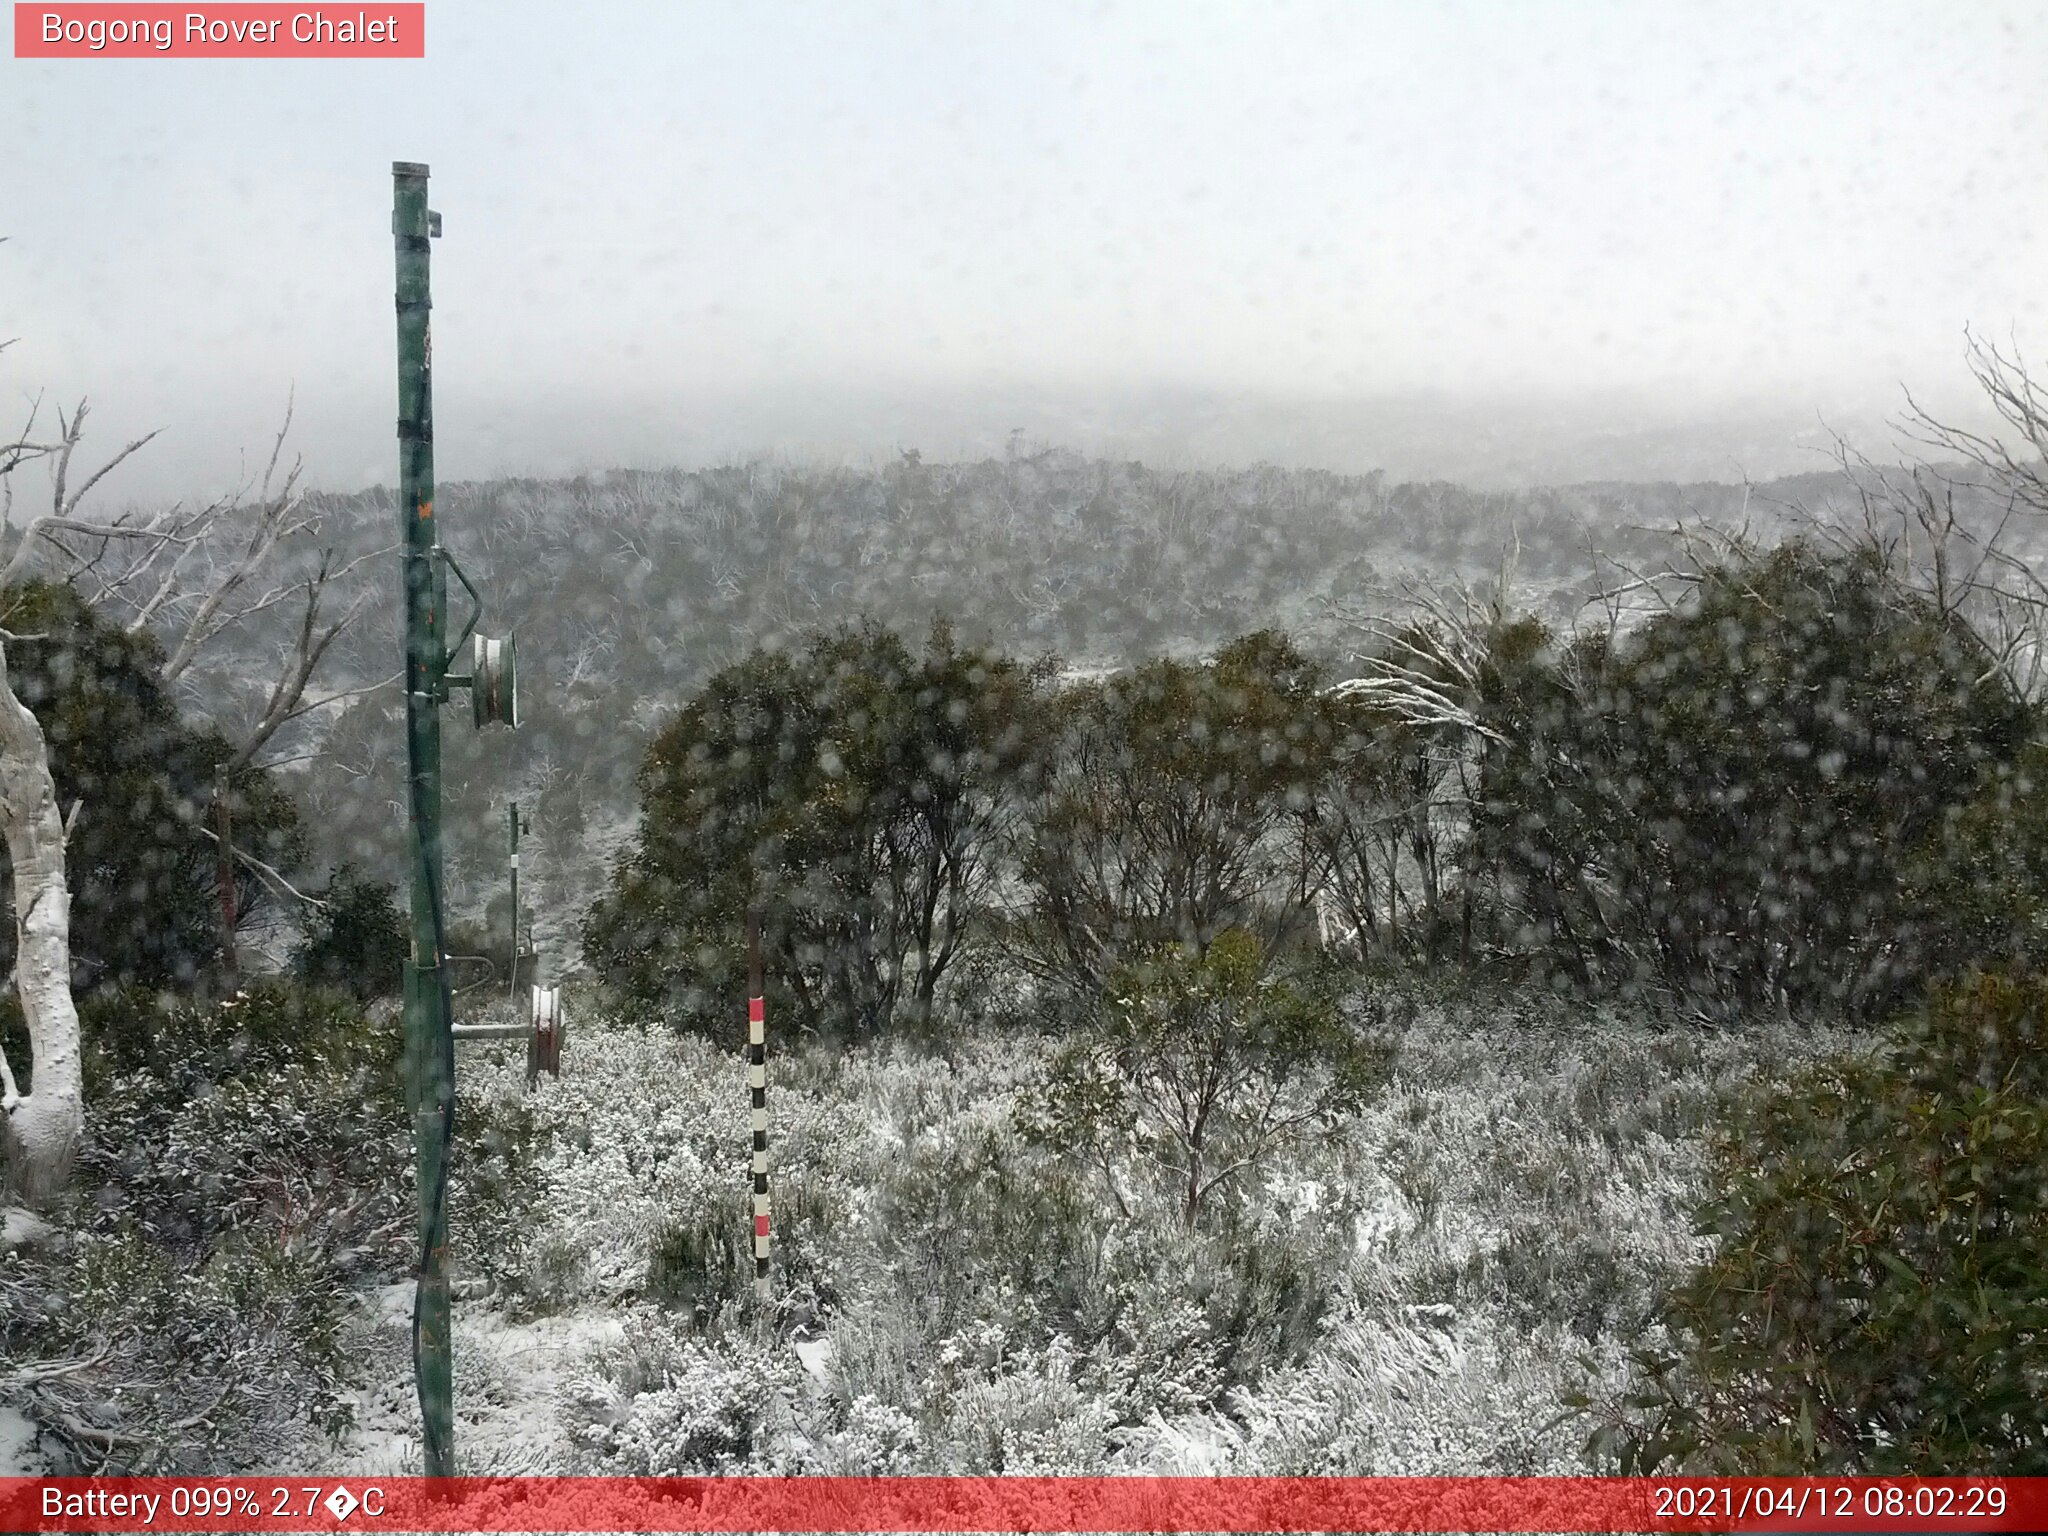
xmin=745 ymin=908 xmax=770 ymax=1302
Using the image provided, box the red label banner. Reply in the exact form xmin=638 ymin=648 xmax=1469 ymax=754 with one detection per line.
xmin=1 ymin=1476 xmax=2041 ymax=1533
xmin=13 ymin=4 xmax=424 ymax=57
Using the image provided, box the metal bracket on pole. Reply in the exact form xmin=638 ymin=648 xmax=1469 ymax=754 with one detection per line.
xmin=447 ymin=983 xmax=562 ymax=1090
xmin=436 ymin=547 xmax=519 ymax=728
xmin=438 ymin=546 xmax=483 ymax=663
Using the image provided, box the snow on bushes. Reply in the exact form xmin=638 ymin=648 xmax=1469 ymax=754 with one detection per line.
xmin=462 ymin=1017 xmax=882 ymax=1310
xmin=478 ymin=989 xmax=1785 ymax=1475
xmin=3 ymin=983 xmax=546 ymax=1472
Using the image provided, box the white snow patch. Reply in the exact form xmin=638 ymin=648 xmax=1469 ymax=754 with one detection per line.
xmin=0 ymin=1207 xmax=53 ymax=1253
xmin=792 ymin=1331 xmax=834 ymax=1382
xmin=0 ymin=1407 xmax=42 ymax=1476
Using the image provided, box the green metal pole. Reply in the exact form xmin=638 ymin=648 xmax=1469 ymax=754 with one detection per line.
xmin=393 ymin=159 xmax=454 ymax=1479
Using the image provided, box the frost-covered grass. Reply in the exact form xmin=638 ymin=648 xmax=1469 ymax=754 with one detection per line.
xmin=330 ymin=988 xmax=1864 ymax=1476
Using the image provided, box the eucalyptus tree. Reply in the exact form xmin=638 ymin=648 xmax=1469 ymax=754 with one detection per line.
xmin=1012 ymin=631 xmax=1329 ymax=1000
xmin=0 ymin=377 xmax=166 ymax=1198
xmin=586 ymin=618 xmax=1048 ymax=1039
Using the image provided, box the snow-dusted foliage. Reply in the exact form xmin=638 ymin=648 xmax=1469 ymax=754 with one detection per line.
xmin=0 ymin=984 xmax=552 ymax=1473
xmin=409 ymin=991 xmax=1844 ymax=1476
xmin=564 ymin=1316 xmax=800 ymax=1474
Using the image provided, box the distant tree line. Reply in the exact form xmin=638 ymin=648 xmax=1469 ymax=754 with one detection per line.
xmin=291 ymin=452 xmax=1898 ymax=923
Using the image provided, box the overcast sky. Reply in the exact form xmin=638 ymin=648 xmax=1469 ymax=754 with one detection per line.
xmin=4 ymin=0 xmax=2043 ymax=501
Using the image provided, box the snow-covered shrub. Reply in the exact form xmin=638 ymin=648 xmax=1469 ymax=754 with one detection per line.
xmin=646 ymin=1185 xmax=747 ymax=1312
xmin=1437 ymin=1224 xmax=1649 ymax=1340
xmin=823 ymin=1126 xmax=1338 ymax=1459
xmin=496 ymin=1017 xmax=878 ymax=1312
xmin=419 ymin=987 xmax=1785 ymax=1477
xmin=1092 ymin=1289 xmax=1223 ymax=1422
xmin=14 ymin=1221 xmax=356 ymax=1471
xmin=873 ymin=1114 xmax=1101 ymax=1339
xmin=602 ymin=1367 xmax=760 ymax=1474
xmin=448 ymin=1087 xmax=548 ymax=1292
xmin=1182 ymin=1311 xmax=1626 ymax=1475
xmin=823 ymin=1394 xmax=922 ymax=1473
xmin=514 ymin=1024 xmax=746 ymax=1298
xmin=825 ymin=1308 xmax=1115 ymax=1471
xmin=928 ymin=1334 xmax=1116 ymax=1473
xmin=1021 ymin=930 xmax=1387 ymax=1227
xmin=83 ymin=1059 xmax=406 ymax=1268
xmin=758 ymin=1085 xmax=880 ymax=1311
xmin=73 ymin=985 xmax=409 ymax=1259
xmin=8 ymin=981 xmax=548 ymax=1471
xmin=517 ymin=1230 xmax=590 ymax=1317
xmin=565 ymin=1311 xmax=802 ymax=1473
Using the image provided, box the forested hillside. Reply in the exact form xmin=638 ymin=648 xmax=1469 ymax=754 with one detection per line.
xmin=195 ymin=449 xmax=2006 ymax=969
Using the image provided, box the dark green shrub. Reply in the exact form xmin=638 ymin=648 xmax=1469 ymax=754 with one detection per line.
xmin=1486 ymin=544 xmax=2033 ymax=1018
xmin=1577 ymin=968 xmax=2048 ymax=1472
xmin=75 ymin=993 xmax=409 ymax=1263
xmin=78 ymin=978 xmax=390 ymax=1098
xmin=584 ymin=619 xmax=1047 ymax=1042
xmin=295 ymin=867 xmax=408 ymax=1000
xmin=1015 ymin=632 xmax=1329 ymax=997
xmin=648 ymin=1189 xmax=747 ymax=1315
xmin=1900 ymin=741 xmax=2048 ymax=983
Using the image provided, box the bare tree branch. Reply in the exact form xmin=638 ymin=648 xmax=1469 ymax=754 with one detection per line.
xmin=194 ymin=825 xmax=329 ymax=912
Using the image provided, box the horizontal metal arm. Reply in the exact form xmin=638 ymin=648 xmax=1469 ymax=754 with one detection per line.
xmin=450 ymin=1022 xmax=529 ymax=1041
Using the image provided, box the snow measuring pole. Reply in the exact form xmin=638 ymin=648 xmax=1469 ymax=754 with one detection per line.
xmin=747 ymin=909 xmax=772 ymax=1302
xmin=394 ymin=161 xmax=520 ymax=1477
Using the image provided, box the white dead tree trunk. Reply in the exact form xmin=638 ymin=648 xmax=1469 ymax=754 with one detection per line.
xmin=0 ymin=367 xmax=165 ymax=1199
xmin=0 ymin=635 xmax=81 ymax=1202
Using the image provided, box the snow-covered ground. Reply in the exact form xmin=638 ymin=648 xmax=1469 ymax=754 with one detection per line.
xmin=305 ymin=995 xmax=1855 ymax=1477
xmin=328 ymin=1284 xmax=629 ymax=1476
